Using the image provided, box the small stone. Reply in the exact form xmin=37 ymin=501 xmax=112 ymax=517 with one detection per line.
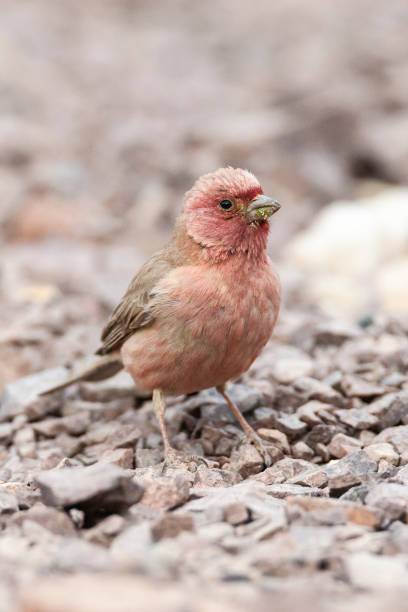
xmin=270 ymin=357 xmax=313 ymax=384
xmin=0 ymin=423 xmax=13 ymax=443
xmin=79 ymin=370 xmax=140 ymax=402
xmin=0 ymin=468 xmax=11 ymax=483
xmin=324 ymin=450 xmax=377 ymax=493
xmin=193 ymin=466 xmax=242 ymax=488
xmin=285 ymin=496 xmax=381 ymax=528
xmin=229 ymin=444 xmax=266 ymax=477
xmin=55 ymin=433 xmax=83 ymax=457
xmin=382 ymin=372 xmax=406 ymax=387
xmin=304 ymin=424 xmax=335 ymax=449
xmin=13 ymin=426 xmax=35 ymax=446
xmin=105 ymin=424 xmax=142 ymax=449
xmin=288 ymin=469 xmax=328 ymax=488
xmin=0 ymin=489 xmax=18 ymax=514
xmin=275 ymin=414 xmax=307 ymax=438
xmin=13 ymin=502 xmax=76 ymax=535
xmin=101 ymin=448 xmax=134 ymax=469
xmin=151 ymin=513 xmax=194 ymax=542
xmin=69 ymin=508 xmax=85 ymax=528
xmin=198 ymin=384 xmax=263 ymax=423
xmin=293 ymin=377 xmax=345 ymax=406
xmin=340 ymin=484 xmax=370 ymax=503
xmin=313 ymin=322 xmax=361 ymax=346
xmin=2 ymin=481 xmax=41 ymax=509
xmin=84 ymin=514 xmax=126 ymax=546
xmin=223 ymin=502 xmax=250 ymax=525
xmin=297 ymin=401 xmax=326 ymax=426
xmin=340 ymin=374 xmax=386 ymax=398
xmin=335 ymin=408 xmax=378 ymax=430
xmin=38 ymin=448 xmax=65 ymax=470
xmin=0 ymin=367 xmax=67 ymax=421
xmin=35 ymin=463 xmax=143 ymax=513
xmin=345 ymin=552 xmax=408 ymax=590
xmin=267 ymin=484 xmax=326 ymax=499
xmin=368 ymin=391 xmax=408 ymax=429
xmin=315 ymin=442 xmax=330 ymax=462
xmin=291 ymin=441 xmax=314 ymax=460
xmin=358 ymin=430 xmax=376 ymax=446
xmin=327 ymin=433 xmax=362 ymax=458
xmin=396 ymin=465 xmax=408 ymax=485
xmin=364 ymin=442 xmax=399 ymax=466
xmin=138 ymin=475 xmax=190 ymax=511
xmin=257 ymin=428 xmax=290 ymax=453
xmin=251 ymin=457 xmax=314 ymax=484
xmin=365 ymin=483 xmax=408 ymax=520
xmin=33 ymin=418 xmax=65 ymax=438
xmin=135 ymin=448 xmax=162 ymax=468
xmin=372 ymin=425 xmax=408 ymax=454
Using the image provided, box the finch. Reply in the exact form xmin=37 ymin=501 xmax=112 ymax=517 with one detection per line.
xmin=42 ymin=168 xmax=281 ymax=465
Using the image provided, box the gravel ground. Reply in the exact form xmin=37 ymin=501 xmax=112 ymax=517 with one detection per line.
xmin=1 ymin=1 xmax=408 ymax=610
xmin=0 ymin=309 xmax=408 ymax=611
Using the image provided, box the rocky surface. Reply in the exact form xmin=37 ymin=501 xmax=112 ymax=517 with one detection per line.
xmin=0 ymin=309 xmax=407 ymax=611
xmin=1 ymin=1 xmax=408 ymax=610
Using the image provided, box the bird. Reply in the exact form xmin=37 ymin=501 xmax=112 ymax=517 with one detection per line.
xmin=41 ymin=167 xmax=281 ymax=466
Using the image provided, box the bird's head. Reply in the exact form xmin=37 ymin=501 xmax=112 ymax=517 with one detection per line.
xmin=183 ymin=167 xmax=280 ymax=261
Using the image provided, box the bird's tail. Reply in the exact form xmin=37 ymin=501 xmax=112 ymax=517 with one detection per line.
xmin=39 ymin=355 xmax=124 ymax=396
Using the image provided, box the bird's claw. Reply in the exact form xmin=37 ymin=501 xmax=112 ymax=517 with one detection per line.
xmin=161 ymin=448 xmax=217 ymax=473
xmin=245 ymin=431 xmax=275 ymax=468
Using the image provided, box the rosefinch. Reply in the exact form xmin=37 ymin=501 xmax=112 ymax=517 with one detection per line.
xmin=42 ymin=168 xmax=281 ymax=465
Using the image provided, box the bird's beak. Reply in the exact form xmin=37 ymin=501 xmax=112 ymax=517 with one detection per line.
xmin=246 ymin=195 xmax=281 ymax=223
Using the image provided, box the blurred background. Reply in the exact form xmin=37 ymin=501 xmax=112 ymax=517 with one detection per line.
xmin=0 ymin=0 xmax=407 ymax=386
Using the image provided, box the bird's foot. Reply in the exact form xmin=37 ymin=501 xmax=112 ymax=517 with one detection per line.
xmin=161 ymin=447 xmax=218 ymax=473
xmin=244 ymin=430 xmax=276 ymax=468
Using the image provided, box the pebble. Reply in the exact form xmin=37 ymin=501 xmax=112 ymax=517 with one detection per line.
xmin=35 ymin=463 xmax=143 ymax=513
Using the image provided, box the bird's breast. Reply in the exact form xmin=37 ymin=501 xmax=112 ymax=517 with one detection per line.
xmin=160 ymin=258 xmax=280 ymax=380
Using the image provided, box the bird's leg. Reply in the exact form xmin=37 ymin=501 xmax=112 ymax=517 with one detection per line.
xmin=216 ymin=385 xmax=273 ymax=467
xmin=152 ymin=388 xmax=212 ymax=471
xmin=152 ymin=388 xmax=173 ymax=456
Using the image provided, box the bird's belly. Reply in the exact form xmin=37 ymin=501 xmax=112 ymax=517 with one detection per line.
xmin=121 ymin=279 xmax=278 ymax=395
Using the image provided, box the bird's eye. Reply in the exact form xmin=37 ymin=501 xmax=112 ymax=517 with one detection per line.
xmin=219 ymin=199 xmax=233 ymax=210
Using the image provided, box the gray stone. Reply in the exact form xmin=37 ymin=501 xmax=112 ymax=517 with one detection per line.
xmin=340 ymin=375 xmax=386 ymax=398
xmin=288 ymin=468 xmax=328 ymax=488
xmin=151 ymin=513 xmax=194 ymax=541
xmin=0 ymin=368 xmax=68 ymax=421
xmin=0 ymin=489 xmax=18 ymax=514
xmin=324 ymin=450 xmax=377 ymax=492
xmin=266 ymin=484 xmax=326 ymax=499
xmin=368 ymin=392 xmax=408 ymax=429
xmin=199 ymin=384 xmax=264 ymax=422
xmin=138 ymin=475 xmax=190 ymax=511
xmin=335 ymin=408 xmax=378 ymax=430
xmin=79 ymin=370 xmax=141 ymax=402
xmin=365 ymin=483 xmax=408 ymax=520
xmin=275 ymin=414 xmax=307 ymax=438
xmin=293 ymin=377 xmax=345 ymax=407
xmin=364 ymin=442 xmax=399 ymax=466
xmin=372 ymin=425 xmax=408 ymax=454
xmin=251 ymin=457 xmax=315 ymax=485
xmin=223 ymin=502 xmax=250 ymax=525
xmin=35 ymin=463 xmax=143 ymax=513
xmin=13 ymin=502 xmax=76 ymax=535
xmin=229 ymin=444 xmax=266 ymax=478
xmin=327 ymin=433 xmax=363 ymax=458
xmin=345 ymin=552 xmax=408 ymax=590
xmin=291 ymin=441 xmax=314 ymax=460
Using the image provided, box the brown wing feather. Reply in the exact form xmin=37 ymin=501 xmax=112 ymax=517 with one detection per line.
xmin=96 ymin=249 xmax=174 ymax=355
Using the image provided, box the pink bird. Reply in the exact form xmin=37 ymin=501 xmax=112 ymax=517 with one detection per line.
xmin=43 ymin=168 xmax=281 ymax=465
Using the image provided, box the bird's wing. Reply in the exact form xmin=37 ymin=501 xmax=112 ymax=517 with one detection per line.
xmin=96 ymin=249 xmax=174 ymax=355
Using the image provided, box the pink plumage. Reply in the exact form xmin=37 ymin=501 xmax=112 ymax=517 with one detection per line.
xmin=121 ymin=167 xmax=281 ymax=396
